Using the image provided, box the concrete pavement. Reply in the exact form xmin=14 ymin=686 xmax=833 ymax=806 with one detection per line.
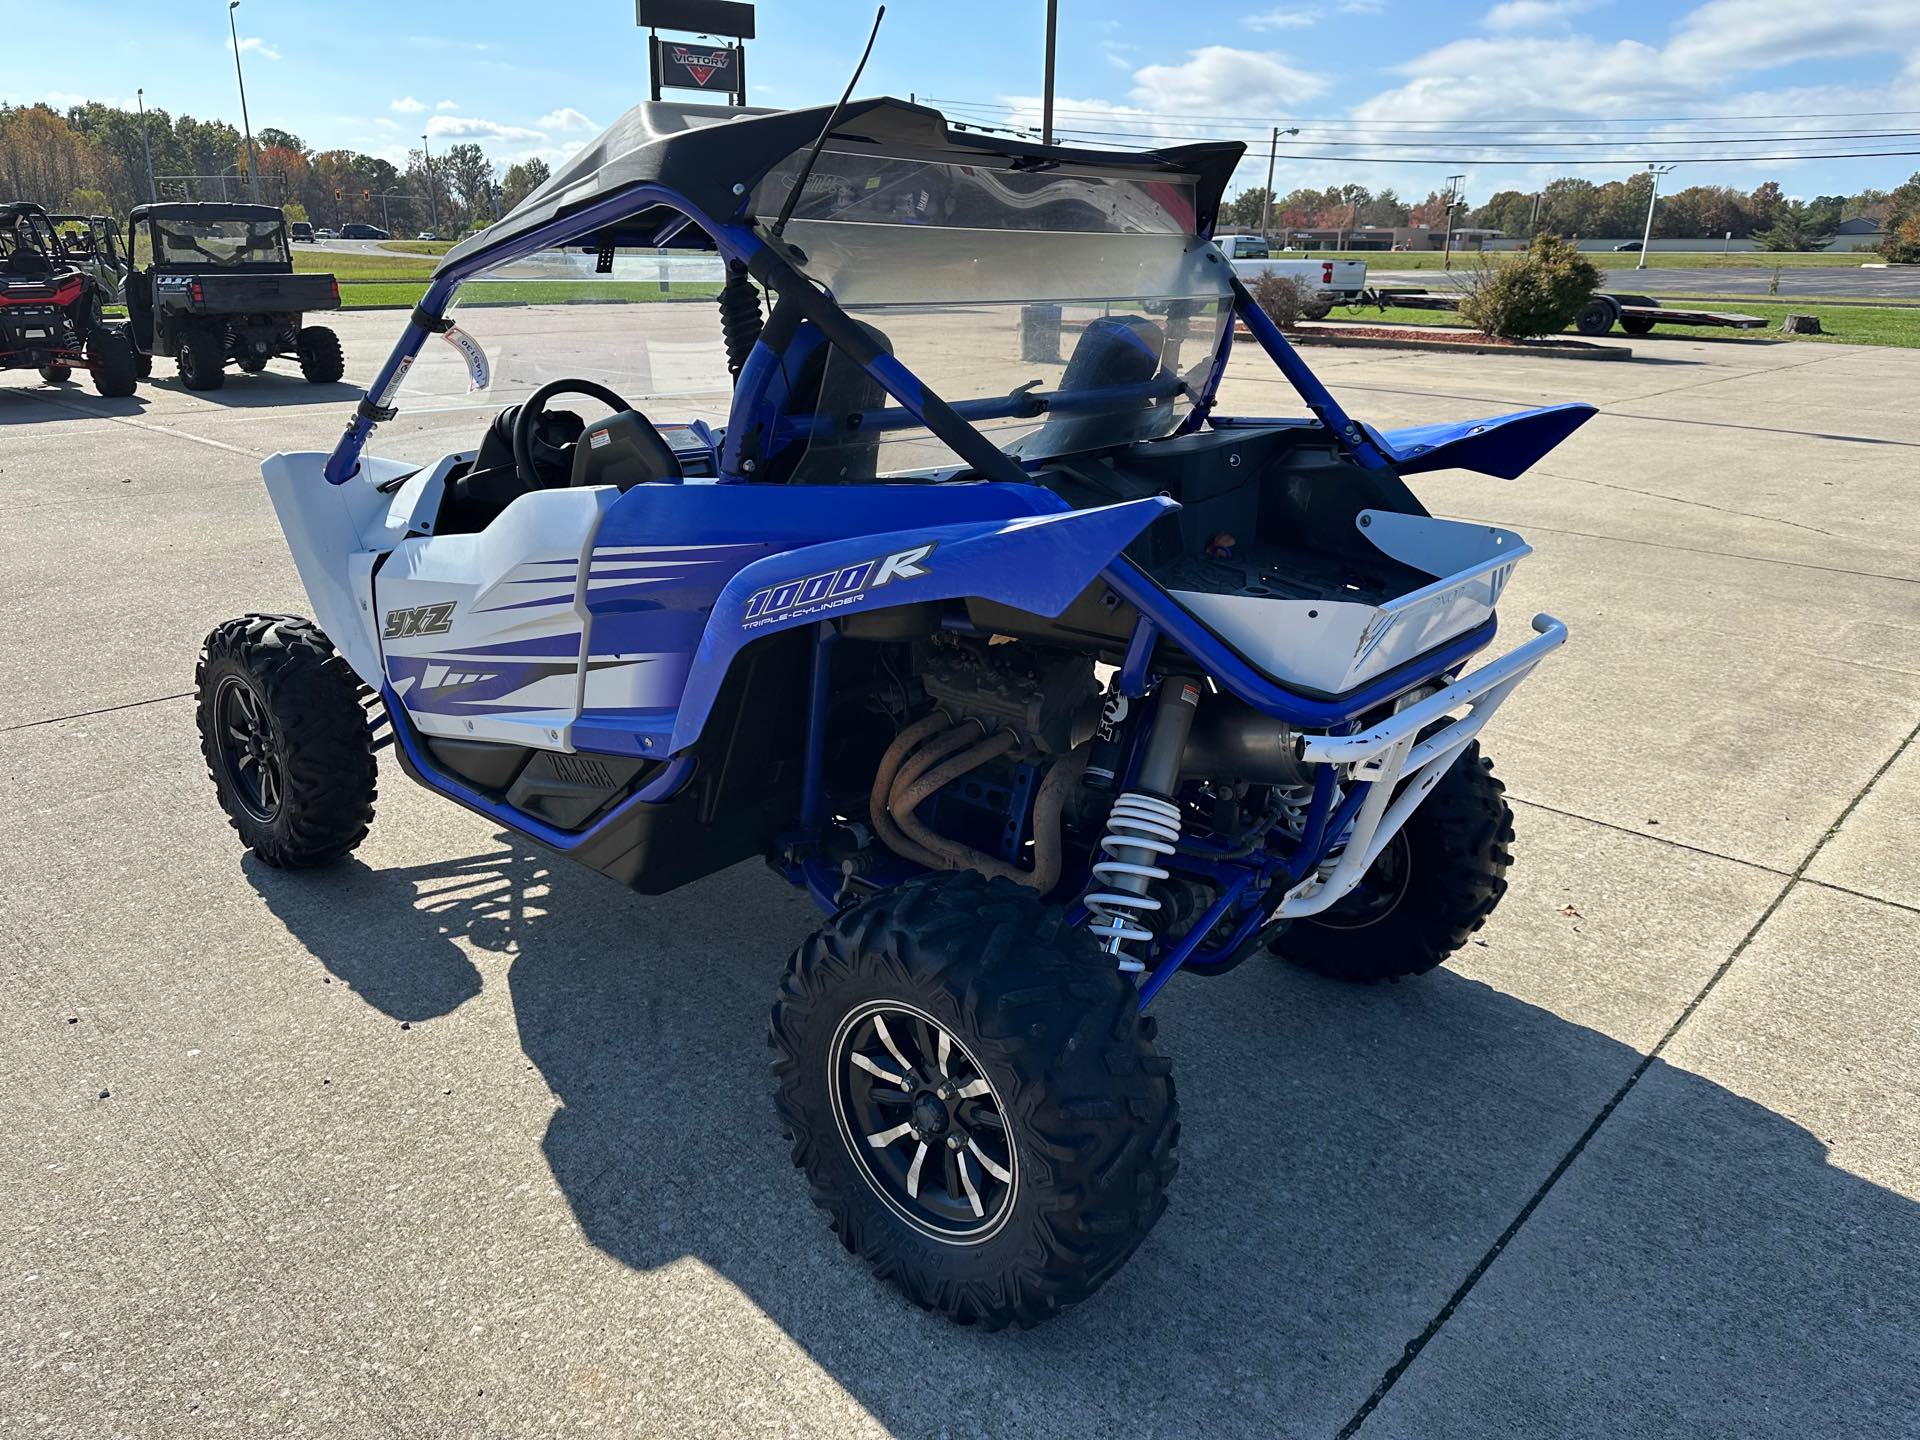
xmin=3 ymin=312 xmax=1916 ymax=1438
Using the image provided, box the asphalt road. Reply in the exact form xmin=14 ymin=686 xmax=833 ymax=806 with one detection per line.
xmin=3 ymin=313 xmax=1918 ymax=1438
xmin=1370 ymin=262 xmax=1920 ymax=301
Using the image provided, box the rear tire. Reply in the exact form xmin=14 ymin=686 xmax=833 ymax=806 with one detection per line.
xmin=1620 ymin=316 xmax=1657 ymax=335
xmin=177 ymin=329 xmax=226 ymax=390
xmin=87 ymin=329 xmax=137 ymax=398
xmin=195 ymin=615 xmax=377 ymax=868
xmin=297 ymin=325 xmax=344 ymax=384
xmin=771 ymin=871 xmax=1178 ymax=1329
xmin=1271 ymin=742 xmax=1514 ymax=983
xmin=39 ymin=362 xmax=71 ymax=384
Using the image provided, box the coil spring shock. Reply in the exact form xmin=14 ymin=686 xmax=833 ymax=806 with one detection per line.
xmin=1085 ymin=792 xmax=1184 ymax=973
xmin=1275 ymin=781 xmax=1314 ymax=837
xmin=717 ymin=268 xmax=764 ymax=379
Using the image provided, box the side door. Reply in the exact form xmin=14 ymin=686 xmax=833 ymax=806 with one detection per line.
xmin=122 ymin=220 xmax=155 ymax=350
xmin=374 ymin=487 xmax=620 ymax=751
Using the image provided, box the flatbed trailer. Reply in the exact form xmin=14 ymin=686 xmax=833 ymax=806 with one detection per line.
xmin=1365 ymin=286 xmax=1768 ymax=337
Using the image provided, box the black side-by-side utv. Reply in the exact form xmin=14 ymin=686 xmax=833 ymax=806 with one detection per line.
xmin=123 ymin=202 xmax=345 ymax=390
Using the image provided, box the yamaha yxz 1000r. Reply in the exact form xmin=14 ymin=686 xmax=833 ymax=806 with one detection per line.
xmin=197 ymin=97 xmax=1586 ymax=1328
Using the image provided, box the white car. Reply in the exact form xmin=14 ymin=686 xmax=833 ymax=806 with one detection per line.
xmin=417 ymin=231 xmax=440 ymax=242
xmin=315 ymin=228 xmax=339 ymax=240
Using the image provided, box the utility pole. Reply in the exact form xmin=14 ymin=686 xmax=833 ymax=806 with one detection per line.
xmin=226 ymin=0 xmax=259 ymax=203
xmin=1255 ymin=128 xmax=1298 ymax=246
xmin=1528 ymin=189 xmax=1542 ymax=236
xmin=136 ymin=88 xmax=157 ymax=203
xmin=1041 ymin=0 xmax=1058 ymax=144
xmin=1638 ymin=163 xmax=1674 ymax=270
xmin=1441 ymin=173 xmax=1465 ymax=271
xmin=420 ymin=133 xmax=440 ymax=233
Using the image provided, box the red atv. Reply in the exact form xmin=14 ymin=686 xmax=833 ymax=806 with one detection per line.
xmin=0 ymin=201 xmax=138 ymax=398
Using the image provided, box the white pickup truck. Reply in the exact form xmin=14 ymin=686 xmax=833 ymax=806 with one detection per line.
xmin=1211 ymin=235 xmax=1368 ymax=319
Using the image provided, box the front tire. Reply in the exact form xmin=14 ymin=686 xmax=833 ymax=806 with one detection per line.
xmin=177 ymin=329 xmax=226 ymax=390
xmin=1574 ymin=299 xmax=1617 ymax=337
xmin=1272 ymin=742 xmax=1514 ymax=983
xmin=771 ymin=871 xmax=1178 ymax=1328
xmin=297 ymin=325 xmax=344 ymax=384
xmin=195 ymin=615 xmax=377 ymax=868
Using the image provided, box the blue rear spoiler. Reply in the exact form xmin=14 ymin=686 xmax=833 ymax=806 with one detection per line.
xmin=1374 ymin=402 xmax=1596 ymax=480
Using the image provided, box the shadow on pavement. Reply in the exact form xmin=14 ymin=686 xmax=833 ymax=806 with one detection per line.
xmin=0 ymin=385 xmax=151 ymax=423
xmin=248 ymin=841 xmax=1920 ymax=1439
xmin=137 ymin=374 xmax=359 ymax=408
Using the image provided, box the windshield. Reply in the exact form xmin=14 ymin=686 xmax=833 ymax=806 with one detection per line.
xmin=750 ymin=152 xmax=1232 ymax=478
xmin=150 ymin=217 xmax=288 ymax=266
xmin=381 ymin=243 xmax=731 ymax=466
xmin=382 ymin=153 xmax=1231 ymax=478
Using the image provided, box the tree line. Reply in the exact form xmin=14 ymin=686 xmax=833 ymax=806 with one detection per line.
xmin=1222 ymin=172 xmax=1920 ymax=254
xmin=0 ymin=100 xmax=552 ymax=237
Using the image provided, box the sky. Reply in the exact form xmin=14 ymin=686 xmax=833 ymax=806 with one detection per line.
xmin=7 ymin=0 xmax=1920 ymax=206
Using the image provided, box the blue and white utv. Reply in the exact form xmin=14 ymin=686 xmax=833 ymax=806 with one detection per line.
xmin=196 ymin=97 xmax=1587 ymax=1328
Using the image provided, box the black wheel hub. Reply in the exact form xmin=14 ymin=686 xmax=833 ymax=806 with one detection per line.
xmin=215 ymin=674 xmax=283 ymax=823
xmin=1317 ymin=830 xmax=1412 ymax=930
xmin=830 ymin=1001 xmax=1018 ymax=1244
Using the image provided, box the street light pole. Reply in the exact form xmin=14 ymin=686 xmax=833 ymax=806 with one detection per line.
xmin=226 ymin=1 xmax=259 ymax=203
xmin=1261 ymin=127 xmax=1278 ymax=245
xmin=420 ymin=134 xmax=441 ymax=233
xmin=136 ymin=88 xmax=157 ymax=203
xmin=1441 ymin=173 xmax=1465 ymax=271
xmin=1041 ymin=0 xmax=1057 ymax=145
xmin=1638 ymin=163 xmax=1674 ymax=270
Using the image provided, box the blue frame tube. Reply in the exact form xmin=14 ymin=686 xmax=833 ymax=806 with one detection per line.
xmin=381 ymin=684 xmax=696 ymax=851
xmin=1228 ymin=275 xmax=1389 ymax=470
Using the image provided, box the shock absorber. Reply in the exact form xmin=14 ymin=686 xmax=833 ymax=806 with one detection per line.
xmin=1085 ymin=677 xmax=1202 ymax=974
xmin=717 ymin=266 xmax=764 ymax=379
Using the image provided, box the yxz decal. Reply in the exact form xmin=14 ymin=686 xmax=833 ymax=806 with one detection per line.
xmin=741 ymin=543 xmax=935 ymax=630
xmin=383 ymin=601 xmax=456 ymax=640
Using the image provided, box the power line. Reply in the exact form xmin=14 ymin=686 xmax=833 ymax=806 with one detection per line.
xmin=964 ymin=116 xmax=1920 ymax=148
xmin=941 ymin=112 xmax=1920 ymax=164
xmin=923 ymin=94 xmax=1920 ymax=129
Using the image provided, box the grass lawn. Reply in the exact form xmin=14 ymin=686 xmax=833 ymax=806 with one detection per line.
xmin=334 ymin=279 xmax=723 ymax=309
xmin=294 ymin=248 xmax=438 ymax=280
xmin=1315 ymin=249 xmax=1882 ymax=271
xmin=379 ymin=240 xmax=456 ymax=257
xmin=1331 ymin=300 xmax=1920 ymax=348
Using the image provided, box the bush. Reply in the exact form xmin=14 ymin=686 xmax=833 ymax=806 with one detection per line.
xmin=1457 ymin=234 xmax=1603 ymax=339
xmin=1248 ymin=270 xmax=1307 ymax=329
xmin=1879 ymin=215 xmax=1920 ymax=265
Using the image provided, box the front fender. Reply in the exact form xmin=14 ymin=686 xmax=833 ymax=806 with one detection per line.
xmin=667 ymin=496 xmax=1174 ymax=753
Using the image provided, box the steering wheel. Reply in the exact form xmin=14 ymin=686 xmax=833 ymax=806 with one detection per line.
xmin=511 ymin=378 xmax=682 ymax=492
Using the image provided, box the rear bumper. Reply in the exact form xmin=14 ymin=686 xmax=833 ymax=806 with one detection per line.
xmin=1275 ymin=613 xmax=1567 ymax=919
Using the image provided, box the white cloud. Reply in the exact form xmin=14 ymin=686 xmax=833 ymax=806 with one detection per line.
xmin=1244 ymin=8 xmax=1316 ymax=29
xmin=1665 ymin=0 xmax=1920 ymax=71
xmin=228 ymin=35 xmax=280 ymax=60
xmin=435 ymin=100 xmax=460 ymax=112
xmin=536 ymin=107 xmax=599 ymax=132
xmin=426 ymin=115 xmax=547 ymax=143
xmin=1130 ymin=45 xmax=1330 ymax=110
xmin=1483 ymin=0 xmax=1606 ymax=30
xmin=1338 ymin=0 xmax=1383 ymax=12
xmin=390 ymin=96 xmax=425 ymax=113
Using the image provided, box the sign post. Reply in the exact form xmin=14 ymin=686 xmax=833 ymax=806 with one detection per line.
xmin=638 ymin=1 xmax=755 ymax=105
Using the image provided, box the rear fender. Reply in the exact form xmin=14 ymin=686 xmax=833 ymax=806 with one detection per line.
xmin=1374 ymin=402 xmax=1596 ymax=480
xmin=667 ymin=496 xmax=1174 ymax=753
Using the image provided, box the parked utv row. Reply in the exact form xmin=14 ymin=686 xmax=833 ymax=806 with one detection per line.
xmin=0 ymin=200 xmax=344 ymax=399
